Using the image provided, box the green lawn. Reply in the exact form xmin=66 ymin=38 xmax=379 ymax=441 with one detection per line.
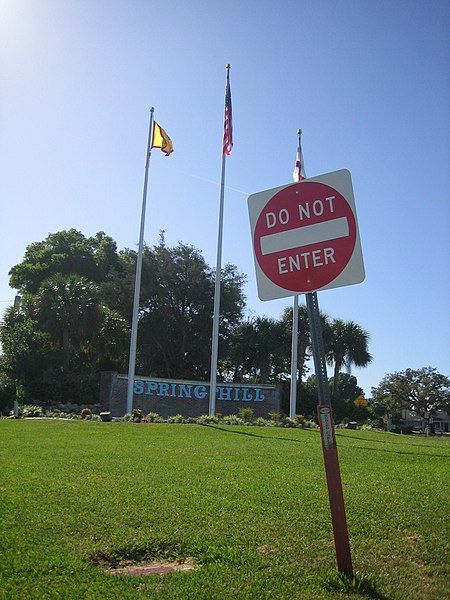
xmin=0 ymin=420 xmax=448 ymax=599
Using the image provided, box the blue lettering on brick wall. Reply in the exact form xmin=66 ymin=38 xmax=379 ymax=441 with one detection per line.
xmin=242 ymin=389 xmax=253 ymax=401
xmin=193 ymin=385 xmax=207 ymax=399
xmin=132 ymin=380 xmax=266 ymax=402
xmin=179 ymin=385 xmax=192 ymax=398
xmin=254 ymin=389 xmax=265 ymax=401
xmin=145 ymin=381 xmax=158 ymax=395
xmin=134 ymin=380 xmax=144 ymax=395
xmin=217 ymin=387 xmax=232 ymax=400
xmin=158 ymin=382 xmax=170 ymax=396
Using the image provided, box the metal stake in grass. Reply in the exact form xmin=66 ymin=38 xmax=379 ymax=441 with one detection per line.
xmin=306 ymin=290 xmax=353 ymax=577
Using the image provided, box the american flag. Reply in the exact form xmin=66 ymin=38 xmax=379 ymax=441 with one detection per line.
xmin=293 ymin=133 xmax=306 ymax=181
xmin=222 ymin=68 xmax=233 ymax=156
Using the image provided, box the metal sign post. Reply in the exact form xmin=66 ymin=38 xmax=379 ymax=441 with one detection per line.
xmin=248 ymin=168 xmax=364 ymax=576
xmin=306 ymin=290 xmax=353 ymax=577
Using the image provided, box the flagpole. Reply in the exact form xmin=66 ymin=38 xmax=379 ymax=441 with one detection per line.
xmin=289 ymin=294 xmax=299 ymax=418
xmin=126 ymin=107 xmax=155 ymax=415
xmin=209 ymin=64 xmax=231 ymax=417
xmin=289 ymin=129 xmax=303 ymax=419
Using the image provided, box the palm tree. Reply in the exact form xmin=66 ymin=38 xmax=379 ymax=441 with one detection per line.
xmin=281 ymin=304 xmax=330 ymax=386
xmin=281 ymin=305 xmax=311 ymax=385
xmin=34 ymin=274 xmax=102 ymax=365
xmin=326 ymin=319 xmax=372 ymax=401
xmin=227 ymin=316 xmax=289 ymax=383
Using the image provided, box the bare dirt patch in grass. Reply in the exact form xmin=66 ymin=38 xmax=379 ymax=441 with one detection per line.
xmin=105 ymin=557 xmax=198 ymax=576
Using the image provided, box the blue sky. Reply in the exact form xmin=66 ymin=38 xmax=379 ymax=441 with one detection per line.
xmin=1 ymin=0 xmax=449 ymax=395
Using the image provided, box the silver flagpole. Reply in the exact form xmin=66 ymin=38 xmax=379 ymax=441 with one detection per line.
xmin=209 ymin=64 xmax=231 ymax=417
xmin=289 ymin=294 xmax=299 ymax=418
xmin=126 ymin=107 xmax=155 ymax=414
xmin=289 ymin=129 xmax=304 ymax=419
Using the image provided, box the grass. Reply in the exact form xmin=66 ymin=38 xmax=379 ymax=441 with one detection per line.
xmin=0 ymin=420 xmax=448 ymax=599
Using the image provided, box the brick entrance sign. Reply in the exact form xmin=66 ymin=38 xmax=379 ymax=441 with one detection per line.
xmin=100 ymin=372 xmax=281 ymax=418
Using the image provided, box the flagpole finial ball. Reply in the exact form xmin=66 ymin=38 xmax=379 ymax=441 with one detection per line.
xmin=150 ymin=107 xmax=154 ymax=113
xmin=226 ymin=63 xmax=231 ymax=69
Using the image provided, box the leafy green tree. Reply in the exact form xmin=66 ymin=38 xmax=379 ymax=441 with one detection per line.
xmin=297 ymin=377 xmax=319 ymax=418
xmin=226 ymin=316 xmax=290 ymax=383
xmin=9 ymin=229 xmax=120 ymax=295
xmin=372 ymin=367 xmax=450 ymax=420
xmin=3 ymin=231 xmax=247 ymax=400
xmin=0 ymin=308 xmax=57 ymax=402
xmin=326 ymin=319 xmax=372 ymax=401
xmin=281 ymin=305 xmax=311 ymax=383
xmin=33 ymin=274 xmax=102 ymax=364
xmin=301 ymin=372 xmax=366 ymax=421
xmin=89 ymin=306 xmax=129 ymax=370
xmin=328 ymin=372 xmax=365 ymax=421
xmin=280 ymin=304 xmax=330 ymax=411
xmin=136 ymin=241 xmax=246 ymax=380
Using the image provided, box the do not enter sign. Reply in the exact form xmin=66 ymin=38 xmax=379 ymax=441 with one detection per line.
xmin=248 ymin=169 xmax=365 ymax=300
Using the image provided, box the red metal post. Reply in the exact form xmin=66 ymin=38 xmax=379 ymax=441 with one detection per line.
xmin=317 ymin=404 xmax=353 ymax=575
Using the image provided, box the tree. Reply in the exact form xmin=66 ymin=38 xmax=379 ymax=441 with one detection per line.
xmin=302 ymin=372 xmax=366 ymax=422
xmin=226 ymin=316 xmax=290 ymax=383
xmin=134 ymin=241 xmax=246 ymax=380
xmin=3 ymin=231 xmax=247 ymax=402
xmin=9 ymin=229 xmax=120 ymax=295
xmin=89 ymin=306 xmax=129 ymax=371
xmin=0 ymin=308 xmax=57 ymax=402
xmin=281 ymin=305 xmax=311 ymax=384
xmin=33 ymin=274 xmax=102 ymax=364
xmin=372 ymin=367 xmax=450 ymax=420
xmin=326 ymin=319 xmax=372 ymax=401
xmin=280 ymin=304 xmax=330 ymax=387
xmin=328 ymin=372 xmax=365 ymax=421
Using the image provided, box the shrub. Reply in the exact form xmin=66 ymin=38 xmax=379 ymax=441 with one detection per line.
xmin=182 ymin=416 xmax=197 ymax=424
xmin=66 ymin=412 xmax=80 ymax=420
xmin=238 ymin=407 xmax=255 ymax=423
xmin=146 ymin=412 xmax=164 ymax=423
xmin=131 ymin=408 xmax=143 ymax=423
xmin=222 ymin=414 xmax=244 ymax=426
xmin=360 ymin=423 xmax=374 ymax=431
xmin=294 ymin=414 xmax=305 ymax=426
xmin=20 ymin=404 xmax=44 ymax=418
xmin=303 ymin=419 xmax=318 ymax=429
xmin=167 ymin=414 xmax=184 ymax=424
xmin=255 ymin=417 xmax=268 ymax=426
xmin=80 ymin=407 xmax=92 ymax=419
xmin=268 ymin=411 xmax=281 ymax=422
xmin=196 ymin=414 xmax=219 ymax=425
xmin=0 ymin=374 xmax=15 ymax=416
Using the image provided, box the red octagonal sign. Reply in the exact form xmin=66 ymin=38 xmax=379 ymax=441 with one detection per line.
xmin=248 ymin=170 xmax=364 ymax=300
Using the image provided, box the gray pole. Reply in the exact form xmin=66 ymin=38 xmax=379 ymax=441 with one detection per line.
xmin=209 ymin=65 xmax=230 ymax=417
xmin=289 ymin=128 xmax=304 ymax=419
xmin=126 ymin=107 xmax=154 ymax=415
xmin=289 ymin=294 xmax=299 ymax=418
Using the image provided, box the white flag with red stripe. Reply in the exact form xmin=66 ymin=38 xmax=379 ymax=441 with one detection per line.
xmin=293 ymin=141 xmax=306 ymax=182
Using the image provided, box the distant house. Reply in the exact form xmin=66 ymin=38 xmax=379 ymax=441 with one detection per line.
xmin=387 ymin=409 xmax=450 ymax=433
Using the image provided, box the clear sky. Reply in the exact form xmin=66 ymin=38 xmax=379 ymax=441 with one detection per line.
xmin=1 ymin=0 xmax=449 ymax=395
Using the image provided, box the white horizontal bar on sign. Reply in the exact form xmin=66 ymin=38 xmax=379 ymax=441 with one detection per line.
xmin=260 ymin=216 xmax=349 ymax=256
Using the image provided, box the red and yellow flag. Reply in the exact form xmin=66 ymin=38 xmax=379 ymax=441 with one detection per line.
xmin=152 ymin=122 xmax=173 ymax=156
